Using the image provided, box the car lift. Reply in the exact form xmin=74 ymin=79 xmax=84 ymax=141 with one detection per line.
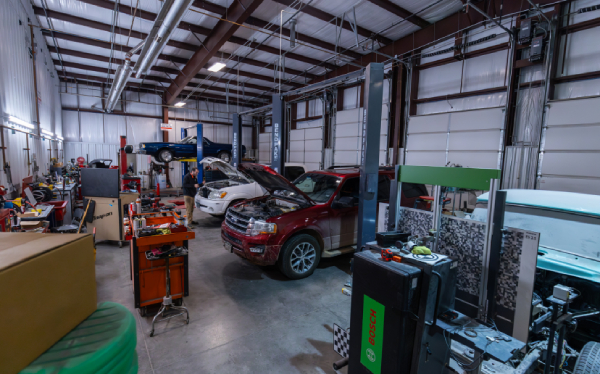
xmin=232 ymin=114 xmax=243 ymax=168
xmin=179 ymin=123 xmax=203 ymax=186
xmin=270 ymin=94 xmax=286 ymax=174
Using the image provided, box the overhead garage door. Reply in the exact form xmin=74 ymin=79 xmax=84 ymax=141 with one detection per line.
xmin=258 ymin=130 xmax=271 ymax=165
xmin=538 ymin=97 xmax=600 ymax=195
xmin=289 ymin=125 xmax=323 ymax=172
xmin=405 ymin=107 xmax=505 ymax=169
xmin=333 ymin=107 xmax=389 ymax=167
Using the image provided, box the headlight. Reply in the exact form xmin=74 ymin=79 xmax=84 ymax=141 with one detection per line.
xmin=208 ymin=190 xmax=227 ymax=199
xmin=246 ymin=219 xmax=277 ymax=236
xmin=141 ymin=144 xmax=145 ymax=149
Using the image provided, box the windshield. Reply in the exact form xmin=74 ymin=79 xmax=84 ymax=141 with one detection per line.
xmin=179 ymin=136 xmax=196 ymax=144
xmin=293 ymin=173 xmax=340 ymax=203
xmin=471 ymin=204 xmax=600 ymax=260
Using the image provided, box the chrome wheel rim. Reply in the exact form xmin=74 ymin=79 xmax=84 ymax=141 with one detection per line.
xmin=290 ymin=242 xmax=316 ymax=274
xmin=220 ymin=153 xmax=230 ymax=163
xmin=160 ymin=151 xmax=172 ymax=162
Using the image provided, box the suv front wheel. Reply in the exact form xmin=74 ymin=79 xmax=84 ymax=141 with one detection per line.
xmin=278 ymin=234 xmax=321 ymax=279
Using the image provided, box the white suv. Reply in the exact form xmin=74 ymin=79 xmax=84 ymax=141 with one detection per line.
xmin=195 ymin=157 xmax=306 ymax=216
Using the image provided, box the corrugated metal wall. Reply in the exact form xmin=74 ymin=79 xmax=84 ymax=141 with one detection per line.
xmin=0 ymin=0 xmax=64 ymax=193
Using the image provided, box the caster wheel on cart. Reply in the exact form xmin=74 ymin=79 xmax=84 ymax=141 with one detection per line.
xmin=186 ymin=318 xmax=189 ymax=324
xmin=174 ymin=298 xmax=183 ymax=306
xmin=138 ymin=307 xmax=147 ymax=317
xmin=149 ymin=330 xmax=154 ymax=337
xmin=118 ymin=241 xmax=123 ymax=248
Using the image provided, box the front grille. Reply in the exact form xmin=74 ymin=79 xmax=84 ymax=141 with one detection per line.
xmin=222 ymin=231 xmax=242 ymax=245
xmin=225 ymin=209 xmax=251 ymax=234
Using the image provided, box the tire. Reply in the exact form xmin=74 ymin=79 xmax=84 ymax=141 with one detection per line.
xmin=159 ymin=149 xmax=174 ymax=163
xmin=217 ymin=151 xmax=231 ymax=163
xmin=278 ymin=234 xmax=321 ymax=280
xmin=573 ymin=341 xmax=600 ymax=374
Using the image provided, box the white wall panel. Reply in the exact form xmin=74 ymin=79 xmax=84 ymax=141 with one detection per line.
xmin=557 ymin=25 xmax=600 ymax=77
xmin=259 ymin=133 xmax=271 ymax=164
xmin=343 ymin=86 xmax=361 ymax=110
xmin=405 ymin=151 xmax=446 ymax=167
xmin=418 ymin=61 xmax=462 ymax=99
xmin=62 ymin=111 xmax=80 ymax=142
xmin=79 ymin=112 xmax=104 ymax=143
xmin=461 ymin=50 xmax=508 ymax=92
xmin=416 ymin=93 xmax=506 ymax=115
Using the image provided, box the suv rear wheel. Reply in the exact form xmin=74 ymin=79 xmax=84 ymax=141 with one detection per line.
xmin=159 ymin=149 xmax=174 ymax=163
xmin=278 ymin=234 xmax=321 ymax=279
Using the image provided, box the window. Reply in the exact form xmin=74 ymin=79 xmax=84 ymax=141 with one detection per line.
xmin=335 ymin=178 xmax=360 ymax=206
xmin=284 ymin=166 xmax=305 ymax=181
xmin=293 ymin=173 xmax=341 ymax=203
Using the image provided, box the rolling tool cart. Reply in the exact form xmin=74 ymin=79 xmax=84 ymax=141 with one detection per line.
xmin=130 ymin=212 xmax=194 ymax=317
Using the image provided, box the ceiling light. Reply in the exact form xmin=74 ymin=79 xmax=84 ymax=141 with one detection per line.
xmin=174 ymin=102 xmax=186 ymax=107
xmin=208 ymin=62 xmax=226 ymax=72
xmin=42 ymin=129 xmax=54 ymax=136
xmin=8 ymin=116 xmax=35 ymax=129
xmin=56 ymin=135 xmax=64 ymax=140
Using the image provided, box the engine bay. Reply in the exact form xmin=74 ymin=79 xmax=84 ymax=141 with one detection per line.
xmin=230 ymin=197 xmax=300 ymax=220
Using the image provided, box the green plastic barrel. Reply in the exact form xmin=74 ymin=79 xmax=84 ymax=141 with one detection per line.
xmin=20 ymin=302 xmax=138 ymax=374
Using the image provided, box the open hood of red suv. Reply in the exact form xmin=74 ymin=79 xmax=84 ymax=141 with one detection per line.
xmin=238 ymin=163 xmax=315 ymax=205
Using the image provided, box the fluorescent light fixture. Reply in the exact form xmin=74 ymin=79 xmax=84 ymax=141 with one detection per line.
xmin=57 ymin=135 xmax=64 ymax=140
xmin=8 ymin=116 xmax=35 ymax=129
xmin=174 ymin=101 xmax=186 ymax=107
xmin=42 ymin=129 xmax=54 ymax=136
xmin=208 ymin=62 xmax=226 ymax=72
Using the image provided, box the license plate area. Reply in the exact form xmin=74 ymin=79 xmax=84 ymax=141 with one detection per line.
xmin=223 ymin=241 xmax=233 ymax=253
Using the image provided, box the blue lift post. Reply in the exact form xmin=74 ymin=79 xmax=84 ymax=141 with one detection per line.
xmin=181 ymin=127 xmax=189 ymax=187
xmin=232 ymin=114 xmax=242 ymax=168
xmin=196 ymin=123 xmax=203 ymax=183
xmin=271 ymin=94 xmax=286 ymax=174
xmin=357 ymin=63 xmax=385 ymax=251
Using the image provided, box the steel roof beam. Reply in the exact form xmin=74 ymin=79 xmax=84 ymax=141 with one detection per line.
xmin=270 ymin=0 xmax=392 ymax=45
xmin=193 ymin=0 xmax=363 ymax=60
xmin=165 ymin=0 xmax=265 ymax=104
xmin=55 ymin=62 xmax=268 ymax=103
xmin=365 ymin=0 xmax=429 ymax=28
xmin=32 ymin=6 xmax=315 ymax=80
xmin=78 ymin=0 xmax=336 ymax=71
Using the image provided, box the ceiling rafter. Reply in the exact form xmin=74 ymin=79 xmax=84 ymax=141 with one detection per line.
xmin=41 ymin=29 xmax=303 ymax=89
xmin=165 ymin=0 xmax=265 ymax=104
xmin=365 ymin=0 xmax=429 ymax=28
xmin=58 ymin=71 xmax=262 ymax=106
xmin=270 ymin=0 xmax=392 ymax=45
xmin=32 ymin=6 xmax=316 ymax=80
xmin=78 ymin=0 xmax=337 ymax=71
xmin=47 ymin=45 xmax=277 ymax=92
xmin=55 ymin=60 xmax=268 ymax=103
xmin=193 ymin=0 xmax=363 ymax=60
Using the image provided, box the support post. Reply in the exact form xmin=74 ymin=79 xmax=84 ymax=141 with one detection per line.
xmin=357 ymin=63 xmax=385 ymax=251
xmin=232 ymin=114 xmax=242 ymax=168
xmin=196 ymin=123 xmax=203 ymax=184
xmin=486 ymin=190 xmax=507 ymax=322
xmin=162 ymin=107 xmax=172 ymax=187
xmin=181 ymin=127 xmax=189 ymax=187
xmin=271 ymin=94 xmax=286 ymax=174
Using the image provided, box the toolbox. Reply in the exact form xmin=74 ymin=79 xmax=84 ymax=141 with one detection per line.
xmin=129 ymin=213 xmax=194 ymax=315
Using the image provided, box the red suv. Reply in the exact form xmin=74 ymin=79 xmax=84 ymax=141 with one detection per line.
xmin=221 ymin=164 xmax=426 ymax=279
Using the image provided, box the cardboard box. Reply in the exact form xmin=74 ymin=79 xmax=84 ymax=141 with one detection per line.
xmin=17 ymin=211 xmax=39 ymax=218
xmin=0 ymin=233 xmax=97 ymax=374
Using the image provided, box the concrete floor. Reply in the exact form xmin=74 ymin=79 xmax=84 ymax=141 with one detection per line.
xmin=95 ymin=207 xmax=352 ymax=374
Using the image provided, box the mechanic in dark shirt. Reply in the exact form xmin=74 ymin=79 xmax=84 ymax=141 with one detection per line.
xmin=183 ymin=167 xmax=200 ymax=228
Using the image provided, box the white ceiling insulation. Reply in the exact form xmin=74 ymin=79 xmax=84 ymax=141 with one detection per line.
xmin=35 ymin=0 xmax=463 ymax=105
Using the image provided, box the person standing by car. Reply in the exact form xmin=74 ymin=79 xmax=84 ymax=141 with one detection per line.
xmin=183 ymin=167 xmax=200 ymax=228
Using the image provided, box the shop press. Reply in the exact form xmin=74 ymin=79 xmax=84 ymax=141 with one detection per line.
xmin=343 ymin=166 xmax=529 ymax=374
